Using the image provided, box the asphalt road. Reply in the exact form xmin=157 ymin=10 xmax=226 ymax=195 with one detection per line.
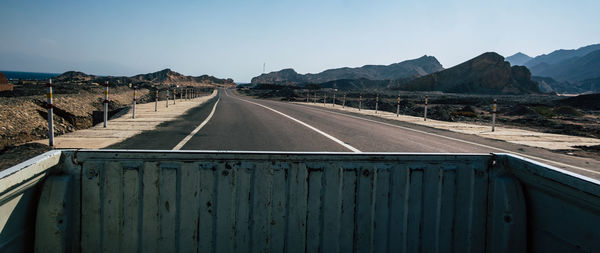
xmin=111 ymin=88 xmax=600 ymax=179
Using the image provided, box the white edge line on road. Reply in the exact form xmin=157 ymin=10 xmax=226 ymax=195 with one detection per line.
xmin=225 ymin=89 xmax=361 ymax=153
xmin=172 ymin=97 xmax=220 ymax=150
xmin=290 ymin=102 xmax=600 ymax=175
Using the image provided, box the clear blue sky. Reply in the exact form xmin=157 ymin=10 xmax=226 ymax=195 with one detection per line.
xmin=1 ymin=0 xmax=599 ymax=82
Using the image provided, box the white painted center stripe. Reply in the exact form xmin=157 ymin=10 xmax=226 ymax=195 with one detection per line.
xmin=225 ymin=90 xmax=361 ymax=153
xmin=172 ymin=98 xmax=220 ymax=150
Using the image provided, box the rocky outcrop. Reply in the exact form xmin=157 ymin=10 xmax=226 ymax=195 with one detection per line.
xmin=0 ymin=72 xmax=14 ymax=92
xmin=251 ymin=56 xmax=444 ymax=85
xmin=132 ymin=68 xmax=193 ymax=83
xmin=0 ymin=72 xmax=7 ymax=84
xmin=396 ymin=52 xmax=540 ymax=94
xmin=53 ymin=71 xmax=96 ymax=82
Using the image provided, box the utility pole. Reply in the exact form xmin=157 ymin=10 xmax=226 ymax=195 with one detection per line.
xmin=492 ymin=99 xmax=497 ymax=132
xmin=375 ymin=94 xmax=379 ymax=114
xmin=132 ymin=85 xmax=136 ymax=119
xmin=333 ymin=92 xmax=336 ymax=107
xmin=46 ymin=79 xmax=54 ymax=147
xmin=359 ymin=94 xmax=362 ymax=111
xmin=103 ymin=81 xmax=109 ymax=128
xmin=155 ymin=89 xmax=158 ymax=112
xmin=396 ymin=94 xmax=400 ymax=117
xmin=424 ymin=95 xmax=428 ymax=121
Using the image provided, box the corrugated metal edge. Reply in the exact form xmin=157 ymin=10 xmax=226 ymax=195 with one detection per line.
xmin=499 ymin=153 xmax=600 ymax=196
xmin=0 ymin=150 xmax=62 ymax=198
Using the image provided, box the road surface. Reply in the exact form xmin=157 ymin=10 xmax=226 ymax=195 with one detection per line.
xmin=110 ymin=88 xmax=600 ymax=179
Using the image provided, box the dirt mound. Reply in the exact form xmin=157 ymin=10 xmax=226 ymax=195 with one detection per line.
xmin=451 ymin=105 xmax=477 ymax=118
xmin=553 ymin=106 xmax=583 ymax=116
xmin=0 ymin=143 xmax=50 ymax=171
xmin=558 ymin=93 xmax=600 ymax=110
xmin=0 ymin=85 xmax=151 ymax=150
xmin=259 ymin=87 xmax=299 ymax=100
xmin=503 ymin=104 xmax=540 ymax=117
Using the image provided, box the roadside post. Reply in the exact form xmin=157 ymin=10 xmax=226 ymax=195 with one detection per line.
xmin=323 ymin=94 xmax=326 ymax=106
xmin=375 ymin=94 xmax=379 ymax=114
xmin=186 ymin=89 xmax=188 ymax=100
xmin=492 ymin=99 xmax=497 ymax=132
xmin=103 ymin=81 xmax=109 ymax=128
xmin=333 ymin=92 xmax=336 ymax=107
xmin=306 ymin=91 xmax=309 ymax=103
xmin=424 ymin=95 xmax=428 ymax=121
xmin=155 ymin=89 xmax=158 ymax=112
xmin=359 ymin=94 xmax=362 ymax=111
xmin=132 ymin=85 xmax=136 ymax=119
xmin=314 ymin=91 xmax=317 ymax=103
xmin=342 ymin=93 xmax=346 ymax=108
xmin=46 ymin=79 xmax=54 ymax=147
xmin=173 ymin=89 xmax=176 ymax=105
xmin=166 ymin=89 xmax=169 ymax=108
xmin=396 ymin=94 xmax=400 ymax=117
xmin=180 ymin=88 xmax=183 ymax=102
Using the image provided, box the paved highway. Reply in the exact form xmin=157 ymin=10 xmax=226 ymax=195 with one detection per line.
xmin=110 ymin=88 xmax=600 ymax=178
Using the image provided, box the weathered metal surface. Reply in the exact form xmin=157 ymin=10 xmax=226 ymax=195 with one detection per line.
xmin=75 ymin=151 xmax=491 ymax=253
xmin=3 ymin=150 xmax=600 ymax=253
xmin=499 ymin=154 xmax=600 ymax=252
xmin=0 ymin=150 xmax=61 ymax=252
xmin=35 ymin=175 xmax=73 ymax=253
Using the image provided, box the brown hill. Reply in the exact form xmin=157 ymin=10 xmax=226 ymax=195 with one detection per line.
xmin=396 ymin=52 xmax=540 ymax=94
xmin=0 ymin=72 xmax=7 ymax=84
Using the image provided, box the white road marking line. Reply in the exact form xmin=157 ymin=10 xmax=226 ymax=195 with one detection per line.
xmin=172 ymin=97 xmax=220 ymax=150
xmin=290 ymin=102 xmax=600 ymax=175
xmin=225 ymin=89 xmax=361 ymax=153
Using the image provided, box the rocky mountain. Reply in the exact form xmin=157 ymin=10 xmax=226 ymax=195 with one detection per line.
xmin=507 ymin=44 xmax=600 ymax=93
xmin=53 ymin=69 xmax=234 ymax=86
xmin=53 ymin=71 xmax=96 ymax=82
xmin=528 ymin=50 xmax=600 ymax=82
xmin=251 ymin=56 xmax=443 ymax=85
xmin=524 ymin=44 xmax=600 ymax=68
xmin=132 ymin=68 xmax=194 ymax=83
xmin=506 ymin=52 xmax=532 ymax=66
xmin=395 ymin=52 xmax=540 ymax=94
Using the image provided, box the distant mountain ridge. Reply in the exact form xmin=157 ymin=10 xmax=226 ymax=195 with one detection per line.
xmin=395 ymin=52 xmax=539 ymax=94
xmin=524 ymin=44 xmax=600 ymax=69
xmin=505 ymin=52 xmax=532 ymax=66
xmin=54 ymin=69 xmax=234 ymax=86
xmin=505 ymin=44 xmax=600 ymax=93
xmin=251 ymin=56 xmax=444 ymax=85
